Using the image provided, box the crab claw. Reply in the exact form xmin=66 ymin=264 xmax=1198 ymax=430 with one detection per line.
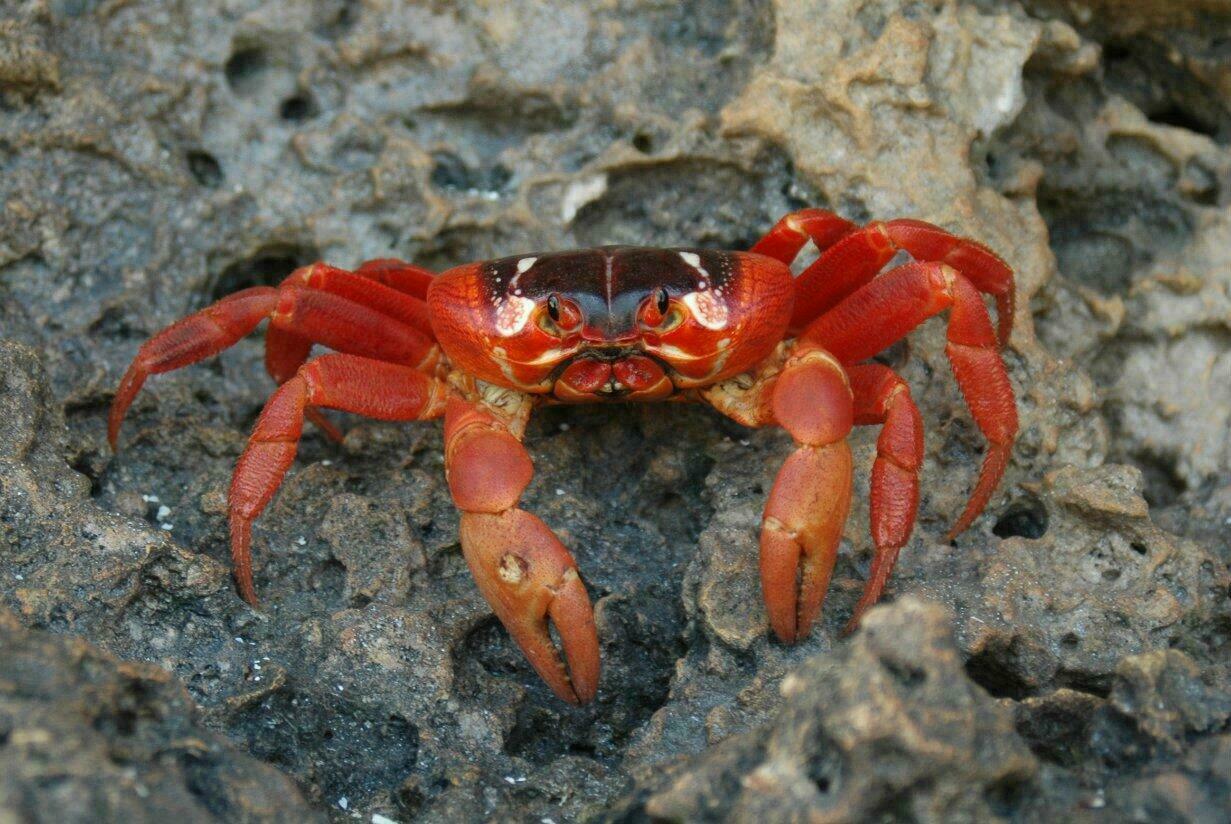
xmin=759 ymin=348 xmax=855 ymax=643
xmin=761 ymin=441 xmax=854 ymax=643
xmin=460 ymin=509 xmax=599 ymax=704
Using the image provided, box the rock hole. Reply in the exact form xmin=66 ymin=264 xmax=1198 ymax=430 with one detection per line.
xmin=883 ymin=659 xmax=926 ymax=688
xmin=1102 ymin=567 xmax=1122 ymax=582
xmin=984 ymin=774 xmax=1029 ymax=817
xmin=186 ymin=151 xmax=223 ymax=187
xmin=1060 ymin=632 xmax=1080 ymax=649
xmin=1132 ymin=450 xmax=1187 ymax=508
xmin=1147 ymin=105 xmax=1218 ymax=139
xmin=632 ymin=132 xmax=655 ymax=153
xmin=1130 ymin=542 xmax=1148 ymax=556
xmin=992 ymin=496 xmax=1049 ymax=539
xmin=805 ymin=742 xmax=843 ymax=802
xmin=279 ymin=93 xmax=318 ymax=123
xmin=224 ymin=46 xmax=269 ymax=96
xmin=209 ymin=244 xmax=317 ymax=301
xmin=965 ymin=640 xmax=1034 ymax=700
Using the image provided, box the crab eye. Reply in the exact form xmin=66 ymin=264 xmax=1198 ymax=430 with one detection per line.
xmin=537 ymin=293 xmax=581 ymax=336
xmin=641 ymin=288 xmax=684 ymax=332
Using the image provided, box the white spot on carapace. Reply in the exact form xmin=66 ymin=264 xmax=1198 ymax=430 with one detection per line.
xmin=495 ymin=294 xmax=536 ymax=337
xmin=678 ymin=251 xmax=701 ymax=268
xmin=682 ymin=289 xmax=729 ymax=330
xmin=516 ymin=256 xmax=537 ymax=275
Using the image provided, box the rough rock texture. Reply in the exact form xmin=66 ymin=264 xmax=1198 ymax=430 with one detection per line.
xmin=0 ymin=0 xmax=1229 ymax=822
xmin=0 ymin=608 xmax=319 ymax=822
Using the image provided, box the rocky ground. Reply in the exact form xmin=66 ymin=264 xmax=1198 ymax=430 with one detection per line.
xmin=1 ymin=0 xmax=1229 ymax=821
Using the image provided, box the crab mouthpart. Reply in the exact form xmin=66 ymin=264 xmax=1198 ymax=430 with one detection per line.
xmin=555 ymin=352 xmax=673 ymax=401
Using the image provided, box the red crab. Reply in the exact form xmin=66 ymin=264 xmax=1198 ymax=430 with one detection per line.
xmin=108 ymin=209 xmax=1017 ymax=704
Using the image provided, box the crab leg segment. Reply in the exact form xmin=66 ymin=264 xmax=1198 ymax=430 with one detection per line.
xmin=750 ymin=208 xmax=856 ymax=263
xmin=353 ymin=258 xmax=436 ymax=301
xmin=109 ymin=287 xmax=278 ymax=447
xmin=845 ymin=364 xmax=924 ymax=632
xmin=229 ymin=354 xmax=445 ymax=604
xmin=263 ymin=263 xmax=439 ymax=441
xmin=109 ymin=271 xmax=438 ymax=447
xmin=444 ymin=396 xmax=599 ymax=704
xmin=760 ymin=345 xmax=855 ymax=643
xmin=802 ymin=261 xmax=1018 ymax=540
xmin=785 ymin=219 xmax=1015 ymax=346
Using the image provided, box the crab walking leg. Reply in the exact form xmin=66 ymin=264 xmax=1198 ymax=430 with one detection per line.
xmin=844 ymin=364 xmax=924 ymax=632
xmin=353 ymin=258 xmax=436 ymax=301
xmin=265 ymin=261 xmax=439 ymax=385
xmin=229 ymin=354 xmax=446 ymax=604
xmin=788 ymin=219 xmax=1015 ymax=346
xmin=444 ymin=396 xmax=599 ymax=704
xmin=760 ymin=346 xmax=855 ymax=643
xmin=802 ymin=261 xmax=1018 ymax=539
xmin=110 ymin=285 xmax=437 ymax=447
xmin=109 ymin=287 xmax=277 ymax=447
xmin=750 ymin=208 xmax=857 ymax=264
xmin=263 ymin=263 xmax=440 ymax=440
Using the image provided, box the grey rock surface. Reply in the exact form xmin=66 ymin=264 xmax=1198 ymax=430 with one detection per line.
xmin=1 ymin=0 xmax=1229 ymax=822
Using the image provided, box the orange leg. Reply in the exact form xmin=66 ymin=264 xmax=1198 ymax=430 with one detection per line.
xmin=262 ymin=263 xmax=439 ymax=441
xmin=845 ymin=364 xmax=924 ymax=632
xmin=353 ymin=258 xmax=436 ymax=301
xmin=109 ymin=278 xmax=437 ymax=448
xmin=782 ymin=218 xmax=1015 ymax=346
xmin=750 ymin=208 xmax=857 ymax=264
xmin=444 ymin=395 xmax=599 ymax=704
xmin=229 ymin=354 xmax=445 ymax=604
xmin=801 ymin=261 xmax=1018 ymax=540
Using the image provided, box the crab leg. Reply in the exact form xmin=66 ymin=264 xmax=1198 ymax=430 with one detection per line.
xmin=750 ymin=208 xmax=856 ymax=263
xmin=263 ymin=263 xmax=439 ymax=440
xmin=229 ymin=354 xmax=446 ymax=604
xmin=353 ymin=258 xmax=436 ymax=301
xmin=444 ymin=395 xmax=599 ymax=704
xmin=786 ymin=219 xmax=1015 ymax=346
xmin=845 ymin=364 xmax=924 ymax=632
xmin=109 ymin=281 xmax=436 ymax=447
xmin=801 ymin=261 xmax=1017 ymax=540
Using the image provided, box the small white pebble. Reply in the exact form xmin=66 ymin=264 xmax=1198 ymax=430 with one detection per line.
xmin=504 ymin=776 xmax=516 ymax=785
xmin=372 ymin=815 xmax=400 ymax=824
xmin=253 ymin=676 xmax=261 ymax=682
xmin=142 ymin=494 xmax=160 ymax=503
xmin=739 ymin=439 xmax=751 ymax=446
xmin=555 ymin=488 xmax=565 ymax=496
xmin=296 ymin=536 xmax=307 ymax=546
xmin=542 ymin=818 xmax=557 ymax=824
xmin=234 ymin=637 xmax=244 ymax=644
xmin=156 ymin=505 xmax=171 ymax=520
xmin=337 ymin=684 xmax=345 ymax=692
xmin=558 ymin=423 xmax=570 ymax=431
xmin=322 ymin=459 xmax=332 ymax=466
xmin=338 ymin=797 xmax=349 ymax=810
xmin=160 ymin=523 xmax=174 ymax=531
xmin=14 ymin=573 xmax=24 ymax=581
xmin=253 ymin=662 xmax=261 ymax=671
